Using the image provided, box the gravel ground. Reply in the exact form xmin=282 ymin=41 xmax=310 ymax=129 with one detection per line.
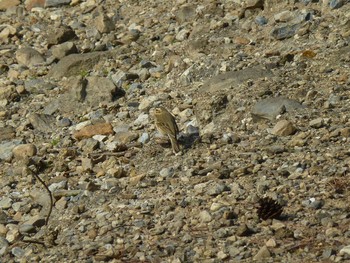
xmin=1 ymin=0 xmax=350 ymax=262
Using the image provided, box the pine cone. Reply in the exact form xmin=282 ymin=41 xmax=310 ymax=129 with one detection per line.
xmin=257 ymin=197 xmax=284 ymax=220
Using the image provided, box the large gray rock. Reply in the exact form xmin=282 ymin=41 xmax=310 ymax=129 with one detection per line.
xmin=47 ymin=25 xmax=76 ymax=47
xmin=47 ymin=51 xmax=110 ymax=79
xmin=201 ymin=66 xmax=273 ymax=94
xmin=28 ymin=113 xmax=56 ymax=133
xmin=251 ymin=97 xmax=304 ymax=121
xmin=0 ymin=126 xmax=15 ymax=142
xmin=0 ymin=140 xmax=22 ymax=161
xmin=195 ymin=66 xmax=274 ymax=129
xmin=16 ymin=47 xmax=45 ymax=67
xmin=44 ymin=76 xmax=124 ymax=114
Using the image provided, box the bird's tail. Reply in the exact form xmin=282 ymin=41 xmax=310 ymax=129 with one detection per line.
xmin=168 ymin=135 xmax=180 ymax=153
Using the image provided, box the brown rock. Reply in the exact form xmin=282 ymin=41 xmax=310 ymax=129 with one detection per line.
xmin=0 ymin=126 xmax=15 ymax=142
xmin=51 ymin=42 xmax=78 ymax=59
xmin=340 ymin=127 xmax=350 ymax=137
xmin=94 ymin=12 xmax=115 ymax=33
xmin=253 ymin=246 xmax=271 ymax=260
xmin=234 ymin=36 xmax=250 ymax=45
xmin=23 ymin=215 xmax=46 ymax=227
xmin=55 ymin=197 xmax=68 ymax=210
xmin=25 ymin=0 xmax=45 ymax=10
xmin=73 ymin=123 xmax=114 ymax=140
xmin=0 ymin=0 xmax=20 ymax=10
xmin=271 ymin=120 xmax=297 ymax=136
xmin=12 ymin=144 xmax=37 ymax=160
xmin=16 ymin=47 xmax=45 ymax=67
xmin=47 ymin=26 xmax=76 ymax=47
xmin=114 ymin=131 xmax=139 ymax=144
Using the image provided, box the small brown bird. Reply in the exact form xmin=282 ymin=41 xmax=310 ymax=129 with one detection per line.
xmin=153 ymin=106 xmax=180 ymax=153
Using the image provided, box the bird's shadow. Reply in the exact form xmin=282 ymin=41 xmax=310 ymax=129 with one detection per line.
xmin=178 ymin=132 xmax=200 ymax=150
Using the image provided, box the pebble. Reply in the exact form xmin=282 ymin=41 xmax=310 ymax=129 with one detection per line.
xmin=255 ymin=16 xmax=268 ymax=25
xmin=73 ymin=122 xmax=114 ymax=140
xmin=253 ymin=246 xmax=271 ymax=260
xmin=340 ymin=245 xmax=350 ymax=256
xmin=198 ymin=210 xmax=212 ymax=223
xmin=329 ymin=0 xmax=345 ymax=9
xmin=271 ymin=24 xmax=300 ymax=40
xmin=15 ymin=47 xmax=45 ymax=67
xmin=309 ymin=118 xmax=324 ymax=128
xmin=160 ymin=167 xmax=174 ymax=177
xmin=251 ymin=97 xmax=303 ymax=121
xmin=6 ymin=227 xmax=20 ymax=243
xmin=0 ymin=197 xmax=12 ymax=209
xmin=0 ymin=236 xmax=9 ymax=255
xmin=138 ymin=132 xmax=150 ymax=144
xmin=0 ymin=140 xmax=22 ymax=161
xmin=12 ymin=143 xmax=37 ymax=160
xmin=271 ymin=120 xmax=297 ymax=136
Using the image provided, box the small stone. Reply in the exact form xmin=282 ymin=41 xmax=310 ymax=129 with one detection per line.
xmin=253 ymin=246 xmax=271 ymax=260
xmin=266 ymin=238 xmax=277 ymax=247
xmin=107 ymin=166 xmax=125 ymax=178
xmin=57 ymin=117 xmax=72 ymax=127
xmin=160 ymin=167 xmax=175 ymax=177
xmin=271 ymin=24 xmax=299 ymax=40
xmin=94 ymin=12 xmax=115 ymax=33
xmin=245 ymin=0 xmax=264 ymax=8
xmin=100 ymin=178 xmax=120 ymax=190
xmin=175 ymin=4 xmax=196 ymax=23
xmin=0 ymin=237 xmax=9 ymax=252
xmin=255 ymin=16 xmax=268 ymax=25
xmin=340 ymin=127 xmax=350 ymax=137
xmin=0 ymin=0 xmax=20 ymax=10
xmin=133 ymin=113 xmax=149 ymax=127
xmin=28 ymin=113 xmax=55 ymax=133
xmin=176 ymin=28 xmax=190 ymax=41
xmin=234 ymin=36 xmax=250 ymax=45
xmin=309 ymin=118 xmax=324 ymax=128
xmin=55 ymin=197 xmax=68 ymax=210
xmin=236 ymin=223 xmax=253 ymax=237
xmin=217 ymin=251 xmax=229 ymax=260
xmin=199 ymin=210 xmax=212 ymax=223
xmin=302 ymin=198 xmax=324 ymax=209
xmin=12 ymin=144 xmax=37 ymax=160
xmin=207 ymin=183 xmax=229 ymax=196
xmin=6 ymin=227 xmax=20 ymax=243
xmin=329 ymin=0 xmax=344 ymax=9
xmin=271 ymin=120 xmax=297 ymax=136
xmin=0 ymin=197 xmax=12 ymax=209
xmin=114 ymin=131 xmax=138 ymax=144
xmin=16 ymin=47 xmax=45 ymax=67
xmin=19 ymin=224 xmax=36 ymax=235
xmin=0 ymin=126 xmax=15 ymax=142
xmin=45 ymin=0 xmax=71 ymax=8
xmin=23 ymin=215 xmax=46 ymax=227
xmin=138 ymin=95 xmax=158 ymax=111
xmin=140 ymin=60 xmax=156 ymax=68
xmin=11 ymin=246 xmax=25 ymax=258
xmin=73 ymin=122 xmax=114 ymax=140
xmin=0 ymin=224 xmax=7 ymax=235
xmin=322 ymin=248 xmax=335 ymax=258
xmin=51 ymin=42 xmax=78 ymax=59
xmin=81 ymin=157 xmax=93 ymax=171
xmin=138 ymin=132 xmax=150 ymax=144
xmin=274 ymin=11 xmax=294 ymax=22
xmin=340 ymin=245 xmax=350 ymax=256
xmin=210 ymin=202 xmax=225 ymax=212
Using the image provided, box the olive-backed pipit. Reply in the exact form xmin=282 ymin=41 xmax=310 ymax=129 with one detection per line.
xmin=153 ymin=106 xmax=180 ymax=153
